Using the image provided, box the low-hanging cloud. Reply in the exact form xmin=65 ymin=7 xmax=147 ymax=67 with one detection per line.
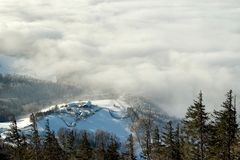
xmin=0 ymin=0 xmax=240 ymax=117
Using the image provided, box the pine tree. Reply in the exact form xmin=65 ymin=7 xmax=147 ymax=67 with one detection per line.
xmin=174 ymin=124 xmax=182 ymax=160
xmin=8 ymin=116 xmax=24 ymax=160
xmin=182 ymin=91 xmax=209 ymax=160
xmin=94 ymin=142 xmax=106 ymax=160
xmin=152 ymin=126 xmax=160 ymax=146
xmin=8 ymin=117 xmax=22 ymax=148
xmin=106 ymin=137 xmax=119 ymax=160
xmin=30 ymin=113 xmax=41 ymax=160
xmin=210 ymin=90 xmax=238 ymax=160
xmin=150 ymin=126 xmax=162 ymax=160
xmin=76 ymin=131 xmax=92 ymax=160
xmin=66 ymin=129 xmax=76 ymax=159
xmin=66 ymin=129 xmax=75 ymax=150
xmin=124 ymin=134 xmax=136 ymax=160
xmin=141 ymin=107 xmax=154 ymax=160
xmin=162 ymin=121 xmax=175 ymax=160
xmin=20 ymin=133 xmax=31 ymax=160
xmin=43 ymin=119 xmax=66 ymax=160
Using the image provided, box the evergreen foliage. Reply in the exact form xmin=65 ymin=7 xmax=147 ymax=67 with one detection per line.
xmin=94 ymin=142 xmax=106 ymax=160
xmin=182 ymin=91 xmax=209 ymax=160
xmin=150 ymin=126 xmax=162 ymax=160
xmin=8 ymin=116 xmax=26 ymax=160
xmin=106 ymin=137 xmax=119 ymax=160
xmin=66 ymin=129 xmax=75 ymax=151
xmin=30 ymin=113 xmax=41 ymax=160
xmin=43 ymin=119 xmax=66 ymax=160
xmin=174 ymin=124 xmax=182 ymax=160
xmin=162 ymin=121 xmax=175 ymax=160
xmin=76 ymin=131 xmax=92 ymax=160
xmin=141 ymin=107 xmax=154 ymax=160
xmin=124 ymin=134 xmax=136 ymax=160
xmin=210 ymin=90 xmax=238 ymax=160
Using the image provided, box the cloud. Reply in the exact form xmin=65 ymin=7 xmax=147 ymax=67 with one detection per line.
xmin=0 ymin=0 xmax=240 ymax=117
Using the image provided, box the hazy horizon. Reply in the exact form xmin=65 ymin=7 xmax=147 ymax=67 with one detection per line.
xmin=1 ymin=0 xmax=240 ymax=117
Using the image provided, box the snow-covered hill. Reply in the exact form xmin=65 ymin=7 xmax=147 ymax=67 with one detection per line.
xmin=0 ymin=99 xmax=133 ymax=141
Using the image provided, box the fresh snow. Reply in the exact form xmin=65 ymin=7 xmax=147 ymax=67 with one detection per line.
xmin=0 ymin=99 xmax=132 ymax=141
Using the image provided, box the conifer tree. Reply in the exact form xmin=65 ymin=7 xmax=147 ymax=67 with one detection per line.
xmin=66 ymin=129 xmax=76 ymax=159
xmin=162 ymin=121 xmax=175 ymax=160
xmin=174 ymin=124 xmax=182 ymax=160
xmin=182 ymin=91 xmax=209 ymax=160
xmin=152 ymin=126 xmax=160 ymax=146
xmin=106 ymin=137 xmax=119 ymax=160
xmin=30 ymin=113 xmax=41 ymax=160
xmin=150 ymin=126 xmax=162 ymax=160
xmin=94 ymin=142 xmax=106 ymax=160
xmin=8 ymin=116 xmax=24 ymax=160
xmin=43 ymin=119 xmax=66 ymax=160
xmin=76 ymin=131 xmax=92 ymax=160
xmin=20 ymin=133 xmax=31 ymax=160
xmin=141 ymin=107 xmax=154 ymax=160
xmin=210 ymin=90 xmax=238 ymax=160
xmin=8 ymin=117 xmax=22 ymax=148
xmin=66 ymin=129 xmax=75 ymax=150
xmin=124 ymin=134 xmax=136 ymax=160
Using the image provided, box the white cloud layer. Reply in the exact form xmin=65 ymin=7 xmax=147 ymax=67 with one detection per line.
xmin=0 ymin=0 xmax=240 ymax=117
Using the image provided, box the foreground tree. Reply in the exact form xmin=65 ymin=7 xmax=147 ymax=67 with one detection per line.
xmin=43 ymin=119 xmax=66 ymax=160
xmin=106 ymin=137 xmax=119 ymax=160
xmin=210 ymin=90 xmax=238 ymax=160
xmin=141 ymin=107 xmax=154 ymax=160
xmin=124 ymin=134 xmax=136 ymax=160
xmin=94 ymin=142 xmax=106 ymax=160
xmin=182 ymin=91 xmax=209 ymax=160
xmin=66 ymin=129 xmax=76 ymax=159
xmin=150 ymin=126 xmax=162 ymax=160
xmin=174 ymin=124 xmax=182 ymax=160
xmin=76 ymin=131 xmax=92 ymax=160
xmin=162 ymin=121 xmax=176 ymax=160
xmin=30 ymin=113 xmax=41 ymax=160
xmin=8 ymin=117 xmax=25 ymax=160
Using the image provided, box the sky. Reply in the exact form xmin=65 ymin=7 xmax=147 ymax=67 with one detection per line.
xmin=0 ymin=0 xmax=240 ymax=117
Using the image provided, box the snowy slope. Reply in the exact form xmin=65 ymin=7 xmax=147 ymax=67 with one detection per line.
xmin=0 ymin=99 xmax=132 ymax=141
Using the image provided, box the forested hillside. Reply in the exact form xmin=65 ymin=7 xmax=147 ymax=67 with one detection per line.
xmin=0 ymin=74 xmax=81 ymax=122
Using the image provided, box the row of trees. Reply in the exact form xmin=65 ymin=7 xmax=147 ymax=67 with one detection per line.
xmin=182 ymin=90 xmax=239 ymax=160
xmin=2 ymin=113 xmax=137 ymax=160
xmin=137 ymin=90 xmax=240 ymax=160
xmin=1 ymin=89 xmax=240 ymax=160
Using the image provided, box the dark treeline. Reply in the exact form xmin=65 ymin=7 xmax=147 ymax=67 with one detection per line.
xmin=1 ymin=89 xmax=240 ymax=160
xmin=0 ymin=114 xmax=136 ymax=160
